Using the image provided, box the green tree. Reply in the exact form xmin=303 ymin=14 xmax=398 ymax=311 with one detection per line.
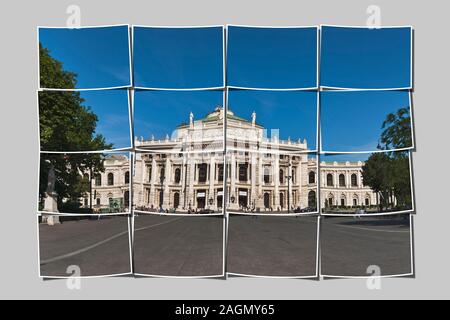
xmin=390 ymin=153 xmax=412 ymax=209
xmin=39 ymin=154 xmax=105 ymax=211
xmin=362 ymin=107 xmax=413 ymax=212
xmin=380 ymin=107 xmax=412 ymax=151
xmin=362 ymin=152 xmax=393 ymax=212
xmin=39 ymin=44 xmax=113 ymax=211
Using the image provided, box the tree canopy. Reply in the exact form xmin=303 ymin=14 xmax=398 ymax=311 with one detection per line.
xmin=361 ymin=107 xmax=412 ymax=212
xmin=39 ymin=44 xmax=112 ymax=211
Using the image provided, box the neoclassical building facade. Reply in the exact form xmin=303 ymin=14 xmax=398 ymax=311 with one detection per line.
xmin=88 ymin=106 xmax=378 ymax=213
xmin=88 ymin=154 xmax=131 ymax=213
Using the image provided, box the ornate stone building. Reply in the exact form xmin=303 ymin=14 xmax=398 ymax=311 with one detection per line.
xmin=88 ymin=154 xmax=131 ymax=213
xmin=88 ymin=106 xmax=378 ymax=213
xmin=320 ymin=161 xmax=377 ymax=211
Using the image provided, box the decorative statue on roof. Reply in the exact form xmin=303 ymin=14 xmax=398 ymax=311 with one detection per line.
xmin=251 ymin=111 xmax=256 ymax=126
xmin=189 ymin=112 xmax=194 ymax=127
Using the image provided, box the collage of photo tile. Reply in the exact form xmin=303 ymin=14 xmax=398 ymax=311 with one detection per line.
xmin=37 ymin=24 xmax=415 ymax=279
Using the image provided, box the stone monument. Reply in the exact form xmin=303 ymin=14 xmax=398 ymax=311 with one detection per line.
xmin=42 ymin=161 xmax=60 ymax=225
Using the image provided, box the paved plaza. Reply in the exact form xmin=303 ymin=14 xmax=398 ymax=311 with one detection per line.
xmin=321 ymin=216 xmax=413 ymax=277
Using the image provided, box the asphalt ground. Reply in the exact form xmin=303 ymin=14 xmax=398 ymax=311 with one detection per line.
xmin=39 ymin=215 xmax=132 ymax=277
xmin=227 ymin=215 xmax=319 ymax=277
xmin=320 ymin=215 xmax=413 ymax=277
xmin=133 ymin=214 xmax=224 ymax=277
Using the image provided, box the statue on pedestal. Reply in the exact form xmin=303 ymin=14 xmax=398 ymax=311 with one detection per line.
xmin=189 ymin=112 xmax=194 ymax=128
xmin=42 ymin=161 xmax=60 ymax=225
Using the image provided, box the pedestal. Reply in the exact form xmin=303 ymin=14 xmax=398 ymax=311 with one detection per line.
xmin=43 ymin=193 xmax=60 ymax=225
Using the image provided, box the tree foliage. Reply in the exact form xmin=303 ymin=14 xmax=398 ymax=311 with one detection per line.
xmin=39 ymin=44 xmax=112 ymax=210
xmin=380 ymin=107 xmax=412 ymax=151
xmin=361 ymin=108 xmax=412 ymax=212
xmin=39 ymin=154 xmax=105 ymax=210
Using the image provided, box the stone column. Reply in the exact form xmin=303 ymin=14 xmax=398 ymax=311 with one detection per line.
xmin=256 ymin=154 xmax=264 ymax=209
xmin=139 ymin=156 xmax=145 ymax=207
xmin=230 ymin=153 xmax=237 ymax=210
xmin=163 ymin=157 xmax=171 ymax=209
xmin=149 ymin=156 xmax=157 ymax=207
xmin=346 ymin=171 xmax=350 ymax=188
xmin=274 ymin=155 xmax=280 ymax=210
xmin=358 ymin=171 xmax=363 ymax=188
xmin=321 ymin=171 xmax=325 ymax=188
xmin=188 ymin=156 xmax=195 ymax=210
xmin=180 ymin=156 xmax=187 ymax=210
xmin=288 ymin=160 xmax=293 ymax=211
xmin=251 ymin=153 xmax=257 ymax=209
xmin=209 ymin=155 xmax=216 ymax=210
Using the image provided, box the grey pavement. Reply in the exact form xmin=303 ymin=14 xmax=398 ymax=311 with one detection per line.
xmin=320 ymin=215 xmax=412 ymax=277
xmin=133 ymin=215 xmax=224 ymax=277
xmin=39 ymin=216 xmax=132 ymax=277
xmin=227 ymin=215 xmax=319 ymax=277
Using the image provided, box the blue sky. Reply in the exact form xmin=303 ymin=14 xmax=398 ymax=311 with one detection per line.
xmin=134 ymin=90 xmax=223 ymax=140
xmin=320 ymin=153 xmax=370 ymax=163
xmin=39 ymin=26 xmax=131 ymax=89
xmin=133 ymin=27 xmax=224 ymax=89
xmin=228 ymin=90 xmax=317 ymax=149
xmin=227 ymin=26 xmax=317 ymax=89
xmin=79 ymin=90 xmax=131 ymax=149
xmin=321 ymin=90 xmax=411 ymax=152
xmin=320 ymin=151 xmax=410 ymax=164
xmin=320 ymin=26 xmax=412 ymax=89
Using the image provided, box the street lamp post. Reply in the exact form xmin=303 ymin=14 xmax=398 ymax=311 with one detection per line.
xmin=285 ymin=174 xmax=292 ymax=213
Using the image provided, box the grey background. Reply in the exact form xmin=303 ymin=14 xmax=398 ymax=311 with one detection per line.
xmin=0 ymin=0 xmax=447 ymax=299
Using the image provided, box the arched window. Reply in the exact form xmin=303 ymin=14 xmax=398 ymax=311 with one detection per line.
xmin=353 ymin=195 xmax=358 ymax=206
xmin=198 ymin=164 xmax=207 ymax=183
xmin=174 ymin=192 xmax=180 ymax=208
xmin=125 ymin=171 xmax=130 ymax=184
xmin=308 ymin=190 xmax=316 ymax=208
xmin=264 ymin=193 xmax=270 ymax=208
xmin=309 ymin=171 xmax=315 ymax=184
xmin=96 ymin=198 xmax=101 ymax=206
xmin=351 ymin=174 xmax=358 ymax=187
xmin=340 ymin=195 xmax=346 ymax=207
xmin=95 ymin=174 xmax=102 ymax=186
xmin=327 ymin=174 xmax=333 ymax=187
xmin=365 ymin=195 xmax=370 ymax=206
xmin=107 ymin=173 xmax=114 ymax=186
xmin=218 ymin=164 xmax=224 ymax=182
xmin=339 ymin=174 xmax=346 ymax=187
xmin=279 ymin=169 xmax=284 ymax=184
xmin=327 ymin=194 xmax=334 ymax=207
xmin=174 ymin=168 xmax=181 ymax=184
xmin=264 ymin=167 xmax=270 ymax=184
xmin=239 ymin=164 xmax=248 ymax=182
